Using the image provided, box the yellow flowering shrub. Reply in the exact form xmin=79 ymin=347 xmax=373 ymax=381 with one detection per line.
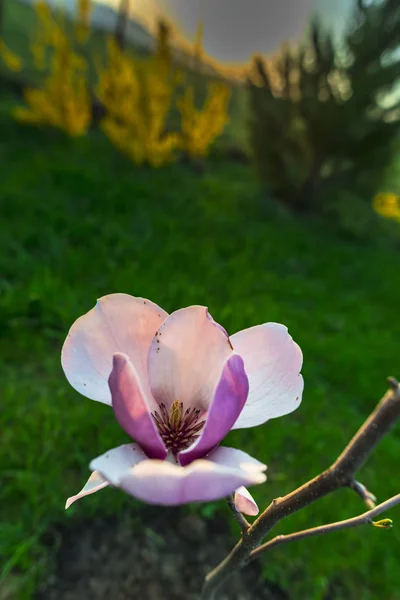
xmin=177 ymin=81 xmax=231 ymax=159
xmin=176 ymin=20 xmax=231 ymax=159
xmin=193 ymin=21 xmax=204 ymax=67
xmin=14 ymin=40 xmax=91 ymax=136
xmin=0 ymin=39 xmax=23 ymax=72
xmin=373 ymin=192 xmax=400 ymax=223
xmin=30 ymin=0 xmax=62 ymax=70
xmin=76 ymin=0 xmax=92 ymax=44
xmin=97 ymin=37 xmax=179 ymax=167
xmin=13 ymin=0 xmax=91 ymax=136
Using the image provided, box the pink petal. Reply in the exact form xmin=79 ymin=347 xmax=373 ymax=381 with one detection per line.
xmin=92 ymin=446 xmax=266 ymax=507
xmin=178 ymin=354 xmax=248 ymax=466
xmin=147 ymin=306 xmax=233 ymax=411
xmin=234 ymin=486 xmax=260 ymax=516
xmin=230 ymin=323 xmax=303 ymax=429
xmin=61 ymin=294 xmax=168 ymax=405
xmin=65 ymin=471 xmax=109 ymax=509
xmin=109 ymin=353 xmax=167 ymax=459
xmin=207 ymin=447 xmax=267 ymax=515
xmin=88 ymin=445 xmax=266 ymax=507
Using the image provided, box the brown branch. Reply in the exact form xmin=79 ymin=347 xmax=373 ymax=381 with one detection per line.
xmin=249 ymin=493 xmax=399 ymax=561
xmin=226 ymin=495 xmax=250 ymax=534
xmin=200 ymin=378 xmax=400 ymax=600
xmin=332 ymin=377 xmax=400 ymax=477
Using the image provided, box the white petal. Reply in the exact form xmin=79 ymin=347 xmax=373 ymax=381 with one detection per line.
xmin=88 ymin=445 xmax=266 ymax=507
xmin=61 ymin=293 xmax=167 ymax=404
xmin=65 ymin=471 xmax=109 ymax=509
xmin=147 ymin=306 xmax=233 ymax=411
xmin=89 ymin=443 xmax=148 ymax=485
xmin=207 ymin=445 xmax=267 ymax=474
xmin=231 ymin=323 xmax=303 ymax=429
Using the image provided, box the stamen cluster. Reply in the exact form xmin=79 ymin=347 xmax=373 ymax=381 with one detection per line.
xmin=152 ymin=400 xmax=203 ymax=455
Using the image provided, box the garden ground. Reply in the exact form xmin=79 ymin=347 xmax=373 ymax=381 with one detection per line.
xmin=36 ymin=509 xmax=286 ymax=600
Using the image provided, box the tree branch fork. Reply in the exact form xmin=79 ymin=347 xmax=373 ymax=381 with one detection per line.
xmin=202 ymin=377 xmax=400 ymax=600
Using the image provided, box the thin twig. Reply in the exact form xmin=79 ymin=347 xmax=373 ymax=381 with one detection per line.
xmin=349 ymin=480 xmax=377 ymax=509
xmin=200 ymin=378 xmax=400 ymax=600
xmin=332 ymin=377 xmax=400 ymax=478
xmin=226 ymin=495 xmax=250 ymax=534
xmin=249 ymin=493 xmax=400 ymax=561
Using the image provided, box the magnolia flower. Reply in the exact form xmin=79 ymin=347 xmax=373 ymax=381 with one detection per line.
xmin=62 ymin=294 xmax=303 ymax=515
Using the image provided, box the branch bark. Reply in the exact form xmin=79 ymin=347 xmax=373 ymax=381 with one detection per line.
xmin=349 ymin=480 xmax=377 ymax=509
xmin=200 ymin=378 xmax=400 ymax=600
xmin=226 ymin=495 xmax=250 ymax=534
xmin=249 ymin=493 xmax=399 ymax=561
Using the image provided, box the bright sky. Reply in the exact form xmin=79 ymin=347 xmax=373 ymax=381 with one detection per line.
xmin=97 ymin=0 xmax=353 ymax=66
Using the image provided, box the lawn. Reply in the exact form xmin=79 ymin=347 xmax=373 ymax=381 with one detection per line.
xmin=1 ymin=81 xmax=400 ymax=600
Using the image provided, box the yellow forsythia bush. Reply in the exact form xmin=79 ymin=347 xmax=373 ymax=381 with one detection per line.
xmin=31 ymin=0 xmax=62 ymax=70
xmin=177 ymin=81 xmax=231 ymax=159
xmin=0 ymin=39 xmax=23 ymax=72
xmin=373 ymin=192 xmax=400 ymax=223
xmin=97 ymin=37 xmax=180 ymax=167
xmin=76 ymin=0 xmax=92 ymax=44
xmin=174 ymin=20 xmax=231 ymax=160
xmin=13 ymin=41 xmax=91 ymax=136
xmin=13 ymin=1 xmax=91 ymax=136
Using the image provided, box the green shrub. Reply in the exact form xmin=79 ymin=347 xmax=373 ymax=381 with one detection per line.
xmin=248 ymin=0 xmax=400 ymax=212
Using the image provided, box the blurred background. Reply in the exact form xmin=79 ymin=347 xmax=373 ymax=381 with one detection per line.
xmin=1 ymin=0 xmax=400 ymax=599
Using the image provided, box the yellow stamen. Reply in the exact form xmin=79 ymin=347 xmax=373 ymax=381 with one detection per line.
xmin=169 ymin=400 xmax=183 ymax=427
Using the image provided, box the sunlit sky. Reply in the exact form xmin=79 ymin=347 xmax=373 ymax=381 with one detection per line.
xmin=97 ymin=0 xmax=353 ymax=66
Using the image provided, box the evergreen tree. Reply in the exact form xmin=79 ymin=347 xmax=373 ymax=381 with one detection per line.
xmin=248 ymin=0 xmax=400 ymax=211
xmin=115 ymin=0 xmax=131 ymax=50
xmin=156 ymin=19 xmax=172 ymax=67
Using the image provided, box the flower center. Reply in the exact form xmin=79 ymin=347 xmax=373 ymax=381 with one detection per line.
xmin=152 ymin=399 xmax=204 ymax=455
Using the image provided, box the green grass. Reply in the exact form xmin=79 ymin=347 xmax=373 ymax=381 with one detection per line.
xmin=1 ymin=85 xmax=400 ymax=600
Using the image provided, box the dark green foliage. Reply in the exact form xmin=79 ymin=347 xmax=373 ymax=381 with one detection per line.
xmin=155 ymin=18 xmax=172 ymax=66
xmin=0 ymin=0 xmax=4 ymax=35
xmin=114 ymin=0 xmax=131 ymax=50
xmin=248 ymin=0 xmax=400 ymax=211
